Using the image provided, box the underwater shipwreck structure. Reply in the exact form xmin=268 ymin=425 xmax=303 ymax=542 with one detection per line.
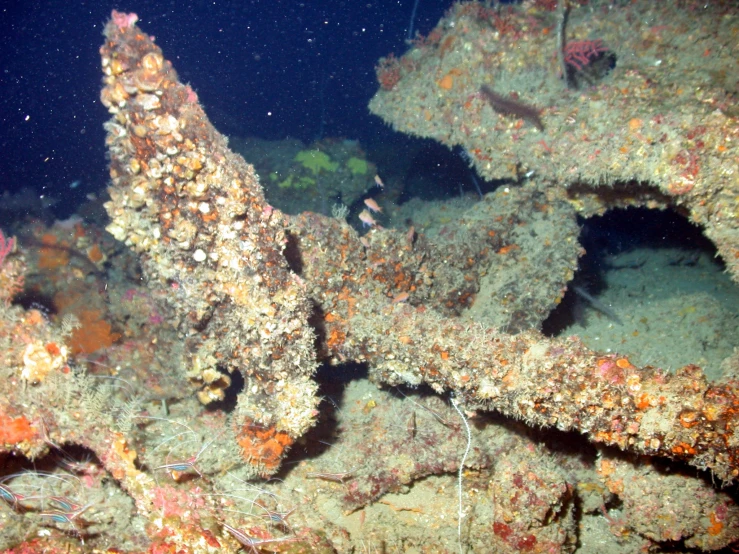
xmin=1 ymin=2 xmax=738 ymax=552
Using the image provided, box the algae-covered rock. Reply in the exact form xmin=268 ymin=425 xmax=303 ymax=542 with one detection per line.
xmin=369 ymin=0 xmax=739 ymax=281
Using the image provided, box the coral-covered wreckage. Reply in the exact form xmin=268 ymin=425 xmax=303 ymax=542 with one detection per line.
xmin=1 ymin=2 xmax=739 ymax=552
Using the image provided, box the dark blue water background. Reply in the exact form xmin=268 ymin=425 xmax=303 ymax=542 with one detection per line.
xmin=0 ymin=0 xmax=449 ymax=211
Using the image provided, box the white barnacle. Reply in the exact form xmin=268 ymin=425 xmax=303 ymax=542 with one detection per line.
xmin=219 ymin=226 xmax=237 ymax=240
xmin=137 ymin=93 xmax=161 ymax=111
xmin=153 ymin=114 xmax=179 ymax=135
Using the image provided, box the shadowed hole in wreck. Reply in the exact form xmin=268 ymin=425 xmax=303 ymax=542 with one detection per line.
xmin=11 ymin=292 xmax=57 ymax=318
xmin=0 ymin=452 xmax=36 ymax=484
xmin=0 ymin=443 xmax=102 ymax=476
xmin=0 ymin=444 xmax=107 ymax=539
xmin=397 ymin=139 xmax=507 ymax=203
xmin=307 ymin=300 xmax=329 ymax=360
xmin=204 ymin=366 xmax=244 ymax=414
xmin=276 ymin=361 xmax=367 ymax=477
xmin=282 ymin=230 xmax=303 ymax=275
xmin=543 ymin=206 xmax=737 ymax=379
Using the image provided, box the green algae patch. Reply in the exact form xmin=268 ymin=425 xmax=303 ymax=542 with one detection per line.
xmin=346 ymin=156 xmax=369 ymax=175
xmin=294 ymin=149 xmax=338 ymax=174
xmin=277 ymin=174 xmax=316 ymax=190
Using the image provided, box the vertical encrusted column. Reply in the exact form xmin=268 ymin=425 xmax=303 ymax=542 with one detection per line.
xmin=100 ymin=12 xmax=318 ymax=452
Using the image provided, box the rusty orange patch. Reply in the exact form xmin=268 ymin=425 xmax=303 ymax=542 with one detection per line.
xmin=0 ymin=414 xmax=37 ymax=445
xmin=438 ymin=74 xmax=454 ymax=90
xmin=87 ymin=244 xmax=104 ymax=263
xmin=237 ymin=423 xmax=294 ymax=474
xmin=38 ymin=234 xmax=70 ymax=269
xmin=708 ymin=511 xmax=723 ymax=536
xmin=45 ymin=342 xmax=62 ymax=356
xmin=679 ymin=410 xmax=700 ymax=428
xmin=635 ymin=393 xmax=651 ymax=410
xmin=672 ymin=442 xmax=697 ymax=456
xmin=598 ymin=459 xmax=615 ymax=477
xmin=68 ymin=309 xmax=121 ymax=355
xmin=326 ymin=328 xmax=346 ymax=350
xmin=497 ymin=244 xmax=518 ymax=255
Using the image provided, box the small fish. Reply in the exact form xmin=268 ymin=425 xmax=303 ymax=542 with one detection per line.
xmin=358 ymin=209 xmax=376 ymax=228
xmin=405 ymin=226 xmax=415 ymax=245
xmin=374 ymin=174 xmax=385 ymax=189
xmin=69 ymin=180 xmax=81 ymax=189
xmin=53 ymin=215 xmax=83 ymax=230
xmin=392 ymin=292 xmax=409 ymax=304
xmin=363 ymin=198 xmax=382 ymax=213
